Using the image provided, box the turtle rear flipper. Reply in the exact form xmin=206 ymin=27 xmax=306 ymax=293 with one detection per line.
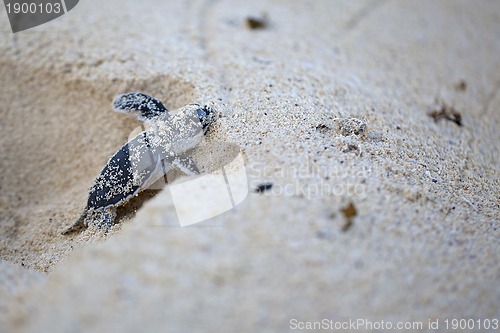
xmin=61 ymin=208 xmax=88 ymax=234
xmin=62 ymin=207 xmax=117 ymax=234
xmin=87 ymin=207 xmax=117 ymax=231
xmin=113 ymin=92 xmax=169 ymax=123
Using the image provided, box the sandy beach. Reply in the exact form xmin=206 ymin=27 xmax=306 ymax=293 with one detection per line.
xmin=1 ymin=0 xmax=499 ymax=331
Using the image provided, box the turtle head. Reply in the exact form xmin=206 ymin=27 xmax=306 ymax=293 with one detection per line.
xmin=193 ymin=104 xmax=217 ymax=132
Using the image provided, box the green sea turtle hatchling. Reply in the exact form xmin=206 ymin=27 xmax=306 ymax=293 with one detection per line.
xmin=62 ymin=92 xmax=217 ymax=234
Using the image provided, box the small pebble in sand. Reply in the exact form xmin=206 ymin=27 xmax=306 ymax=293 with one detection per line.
xmin=62 ymin=92 xmax=217 ymax=234
xmin=338 ymin=118 xmax=367 ymax=136
xmin=255 ymin=183 xmax=273 ymax=193
xmin=341 ymin=202 xmax=357 ymax=232
xmin=455 ymin=80 xmax=467 ymax=92
xmin=315 ymin=124 xmax=331 ymax=134
xmin=246 ymin=14 xmax=269 ymax=30
xmin=428 ymin=101 xmax=462 ymax=127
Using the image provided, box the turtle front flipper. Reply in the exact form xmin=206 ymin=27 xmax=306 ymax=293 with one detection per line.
xmin=113 ymin=92 xmax=169 ymax=123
